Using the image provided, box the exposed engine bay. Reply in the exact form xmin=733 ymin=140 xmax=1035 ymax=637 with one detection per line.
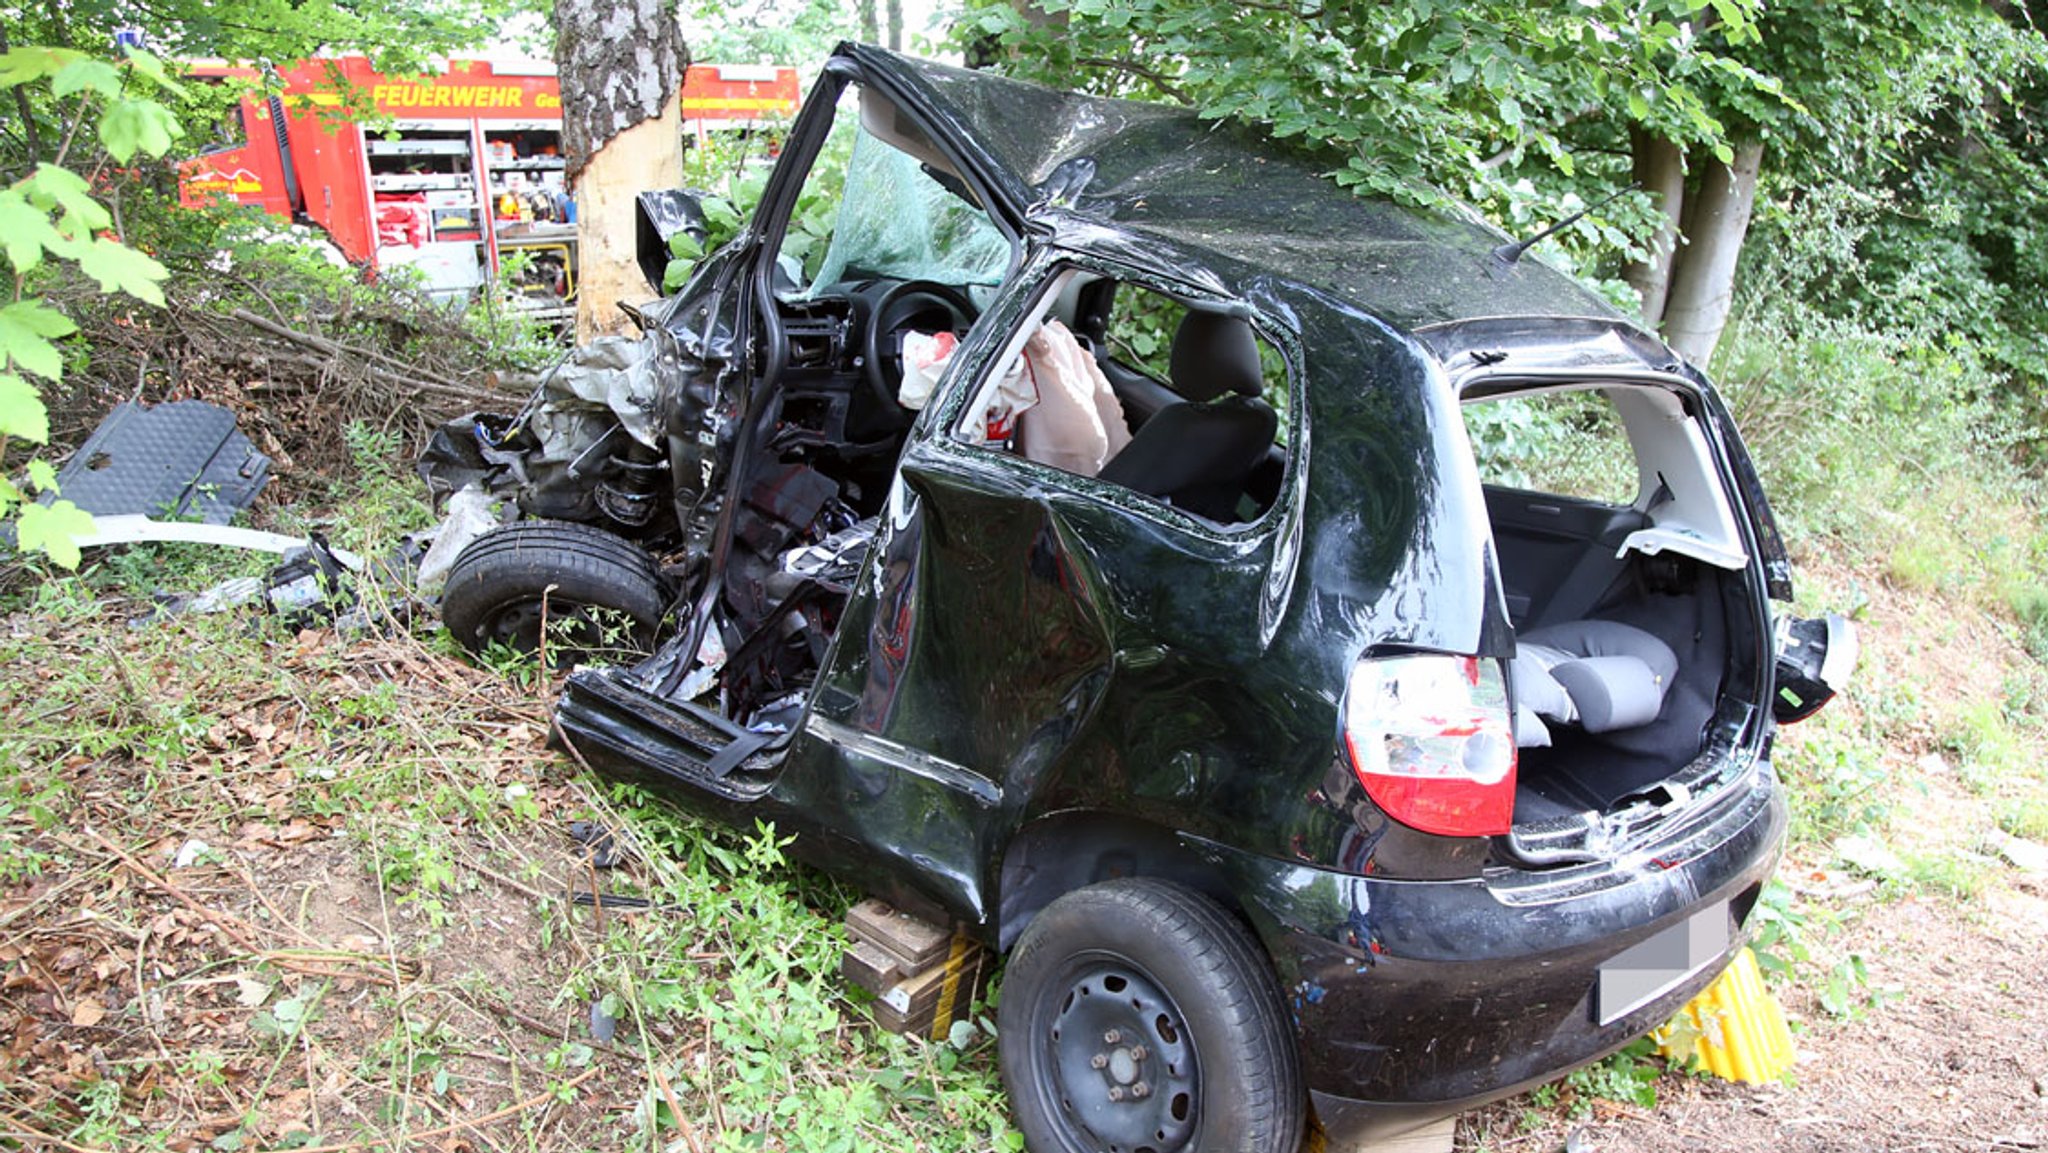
xmin=421 ymin=274 xmax=978 ymax=733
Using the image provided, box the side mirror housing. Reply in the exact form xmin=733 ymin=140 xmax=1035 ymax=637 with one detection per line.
xmin=634 ymin=189 xmax=709 ymax=294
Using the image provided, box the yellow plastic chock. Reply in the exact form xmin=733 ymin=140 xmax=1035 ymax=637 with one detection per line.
xmin=1652 ymin=946 xmax=1794 ymax=1084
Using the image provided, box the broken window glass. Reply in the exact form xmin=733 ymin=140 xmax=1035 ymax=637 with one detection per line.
xmin=805 ymin=125 xmax=1011 ymax=296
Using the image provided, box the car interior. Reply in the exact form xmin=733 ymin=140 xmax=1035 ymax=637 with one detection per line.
xmin=662 ymin=82 xmax=1295 ymax=746
xmin=691 ymin=262 xmax=1294 ymax=739
xmin=1465 ymin=381 xmax=1766 ymax=826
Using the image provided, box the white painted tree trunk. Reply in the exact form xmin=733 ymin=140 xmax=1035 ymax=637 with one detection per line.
xmin=1623 ymin=127 xmax=1686 ymax=330
xmin=1661 ymin=139 xmax=1764 ymax=368
xmin=554 ymin=0 xmax=688 ymax=340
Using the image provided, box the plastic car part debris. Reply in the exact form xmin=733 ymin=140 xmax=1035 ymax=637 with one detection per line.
xmin=72 ymin=513 xmax=364 ymax=570
xmin=567 ymin=820 xmax=632 ymax=868
xmin=263 ymin=533 xmax=356 ymax=628
xmin=415 ymin=484 xmax=502 ymax=595
xmin=587 ymin=997 xmax=617 ymax=1043
xmin=1651 ymin=946 xmax=1793 ymax=1083
xmin=53 ymin=400 xmax=270 ymax=524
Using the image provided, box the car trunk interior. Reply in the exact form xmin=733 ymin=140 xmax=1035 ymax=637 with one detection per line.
xmin=1466 ymin=378 xmax=1772 ymax=838
xmin=1496 ymin=505 xmax=1743 ymax=823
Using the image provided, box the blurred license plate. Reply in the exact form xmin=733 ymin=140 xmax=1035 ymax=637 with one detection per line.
xmin=1595 ymin=903 xmax=1729 ymax=1025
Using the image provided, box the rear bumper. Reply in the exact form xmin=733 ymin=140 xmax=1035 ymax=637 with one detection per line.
xmin=1195 ymin=760 xmax=1786 ymax=1142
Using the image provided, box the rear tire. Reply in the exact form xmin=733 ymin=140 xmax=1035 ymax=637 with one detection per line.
xmin=440 ymin=521 xmax=667 ymax=663
xmin=998 ymin=878 xmax=1304 ymax=1153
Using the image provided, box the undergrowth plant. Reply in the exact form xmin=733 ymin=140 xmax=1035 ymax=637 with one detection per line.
xmin=0 ymin=45 xmax=180 ymax=566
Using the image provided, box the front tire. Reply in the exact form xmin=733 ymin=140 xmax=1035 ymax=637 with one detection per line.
xmin=998 ymin=879 xmax=1304 ymax=1153
xmin=440 ymin=521 xmax=668 ymax=663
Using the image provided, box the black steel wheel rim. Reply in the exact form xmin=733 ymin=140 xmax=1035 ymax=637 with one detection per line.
xmin=475 ymin=598 xmax=610 ymax=657
xmin=1032 ymin=952 xmax=1199 ymax=1153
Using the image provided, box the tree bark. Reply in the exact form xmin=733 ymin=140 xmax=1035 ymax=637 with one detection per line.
xmin=555 ymin=0 xmax=689 ymax=339
xmin=1622 ymin=126 xmax=1685 ymax=329
xmin=857 ymin=0 xmax=879 ymax=44
xmin=885 ymin=0 xmax=903 ymax=49
xmin=1660 ymin=138 xmax=1764 ymax=368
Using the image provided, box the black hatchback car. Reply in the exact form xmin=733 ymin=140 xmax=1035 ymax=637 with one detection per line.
xmin=426 ymin=44 xmax=1854 ymax=1152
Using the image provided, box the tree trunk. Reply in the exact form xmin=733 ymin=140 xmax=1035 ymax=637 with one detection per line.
xmin=555 ymin=0 xmax=689 ymax=340
xmin=885 ymin=0 xmax=903 ymax=49
xmin=1660 ymin=138 xmax=1764 ymax=368
xmin=857 ymin=0 xmax=879 ymax=44
xmin=1623 ymin=126 xmax=1685 ymax=329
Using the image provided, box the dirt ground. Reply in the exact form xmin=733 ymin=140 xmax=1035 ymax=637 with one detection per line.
xmin=1456 ymin=879 xmax=2048 ymax=1152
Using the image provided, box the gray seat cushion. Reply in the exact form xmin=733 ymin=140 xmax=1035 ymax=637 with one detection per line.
xmin=1513 ymin=620 xmax=1679 ymax=742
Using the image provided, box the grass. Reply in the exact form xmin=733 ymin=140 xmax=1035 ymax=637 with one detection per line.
xmin=0 ymin=443 xmax=1019 ymax=1153
xmin=1997 ymin=793 xmax=2048 ymax=842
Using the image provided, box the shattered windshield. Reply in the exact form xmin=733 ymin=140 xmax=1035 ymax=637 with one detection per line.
xmin=801 ymin=124 xmax=1011 ymax=296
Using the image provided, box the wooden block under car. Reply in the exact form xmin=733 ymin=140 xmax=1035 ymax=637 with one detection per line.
xmin=869 ymin=936 xmax=992 ymax=1041
xmin=840 ymin=938 xmax=907 ymax=994
xmin=845 ymin=897 xmax=952 ymax=972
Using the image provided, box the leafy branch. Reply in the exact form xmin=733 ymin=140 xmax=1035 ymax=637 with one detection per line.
xmin=0 ymin=45 xmax=179 ymax=567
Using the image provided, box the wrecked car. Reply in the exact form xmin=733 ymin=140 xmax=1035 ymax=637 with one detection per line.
xmin=421 ymin=44 xmax=1854 ymax=1152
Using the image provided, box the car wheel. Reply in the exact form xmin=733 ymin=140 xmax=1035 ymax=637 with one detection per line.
xmin=998 ymin=878 xmax=1304 ymax=1153
xmin=440 ymin=521 xmax=668 ymax=663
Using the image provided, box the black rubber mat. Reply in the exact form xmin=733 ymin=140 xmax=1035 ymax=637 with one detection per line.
xmin=52 ymin=401 xmax=269 ymax=524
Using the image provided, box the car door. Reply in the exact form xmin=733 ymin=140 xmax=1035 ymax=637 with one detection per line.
xmin=769 ymin=252 xmax=1311 ymax=931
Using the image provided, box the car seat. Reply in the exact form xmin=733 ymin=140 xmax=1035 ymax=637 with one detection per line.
xmin=1512 ymin=619 xmax=1678 ymax=748
xmin=1096 ymin=312 xmax=1277 ymax=522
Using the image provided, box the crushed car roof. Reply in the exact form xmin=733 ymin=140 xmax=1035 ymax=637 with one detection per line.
xmin=853 ymin=45 xmax=1624 ymax=333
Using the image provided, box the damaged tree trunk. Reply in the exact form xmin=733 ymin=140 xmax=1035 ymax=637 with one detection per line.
xmin=555 ymin=0 xmax=689 ymax=340
xmin=1660 ymin=138 xmax=1764 ymax=368
xmin=1622 ymin=127 xmax=1686 ymax=330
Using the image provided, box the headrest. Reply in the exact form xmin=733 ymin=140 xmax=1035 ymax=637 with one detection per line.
xmin=1170 ymin=311 xmax=1263 ymax=402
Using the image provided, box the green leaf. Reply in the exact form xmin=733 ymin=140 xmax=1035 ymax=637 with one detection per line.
xmin=23 ymin=164 xmax=111 ymax=232
xmin=0 ymin=299 xmax=79 ymax=380
xmin=16 ymin=499 xmax=94 ymax=570
xmin=27 ymin=459 xmax=57 ymax=494
xmin=76 ymin=238 xmax=168 ymax=305
xmin=51 ymin=58 xmax=121 ymax=99
xmin=120 ymin=49 xmax=185 ymax=96
xmin=0 ymin=372 xmax=50 ymax=443
xmin=0 ymin=47 xmax=82 ymax=89
xmin=702 ymin=196 xmax=743 ymax=231
xmin=666 ymin=232 xmax=704 ymax=261
xmin=0 ymin=191 xmax=59 ymax=273
xmin=99 ymin=98 xmax=182 ymax=162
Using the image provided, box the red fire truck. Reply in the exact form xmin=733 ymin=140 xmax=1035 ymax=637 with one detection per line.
xmin=181 ymin=58 xmax=801 ymax=317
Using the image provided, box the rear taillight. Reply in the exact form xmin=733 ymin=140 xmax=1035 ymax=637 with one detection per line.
xmin=1341 ymin=655 xmax=1517 ymax=838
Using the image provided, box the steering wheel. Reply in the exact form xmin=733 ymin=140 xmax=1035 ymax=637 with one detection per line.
xmin=862 ymin=279 xmax=978 ymax=412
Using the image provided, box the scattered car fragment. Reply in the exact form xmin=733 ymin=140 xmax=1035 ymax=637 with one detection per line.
xmin=53 ymin=399 xmax=270 ymax=524
xmin=422 ymin=45 xmax=1854 ymax=1151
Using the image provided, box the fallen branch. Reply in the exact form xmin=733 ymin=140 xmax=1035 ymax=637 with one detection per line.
xmin=0 ymin=1108 xmax=118 ymax=1153
xmin=78 ymin=827 xmax=265 ymax=954
xmin=229 ymin=307 xmax=477 ymax=396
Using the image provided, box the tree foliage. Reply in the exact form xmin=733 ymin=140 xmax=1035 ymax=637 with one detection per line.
xmin=959 ymin=0 xmax=2048 ymax=389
